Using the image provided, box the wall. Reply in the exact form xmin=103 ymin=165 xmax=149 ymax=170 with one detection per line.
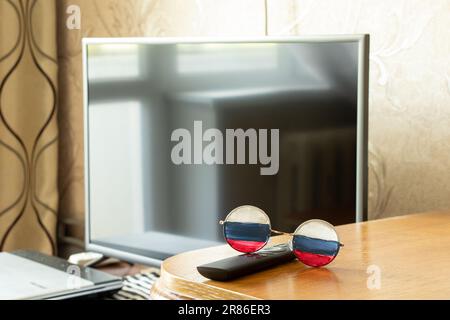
xmin=268 ymin=0 xmax=450 ymax=219
xmin=57 ymin=0 xmax=450 ymax=250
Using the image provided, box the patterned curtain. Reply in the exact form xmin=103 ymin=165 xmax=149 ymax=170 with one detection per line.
xmin=0 ymin=0 xmax=58 ymax=255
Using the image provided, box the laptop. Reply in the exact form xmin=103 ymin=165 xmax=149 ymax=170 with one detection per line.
xmin=0 ymin=251 xmax=122 ymax=300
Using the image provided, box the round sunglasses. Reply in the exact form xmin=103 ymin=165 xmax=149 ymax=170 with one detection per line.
xmin=219 ymin=205 xmax=343 ymax=267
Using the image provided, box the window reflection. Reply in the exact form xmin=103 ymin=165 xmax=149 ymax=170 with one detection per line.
xmin=88 ymin=44 xmax=141 ymax=81
xmin=89 ymin=101 xmax=145 ymax=238
xmin=176 ymin=43 xmax=279 ymax=74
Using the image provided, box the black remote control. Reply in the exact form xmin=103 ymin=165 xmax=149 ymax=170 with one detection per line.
xmin=197 ymin=244 xmax=296 ymax=281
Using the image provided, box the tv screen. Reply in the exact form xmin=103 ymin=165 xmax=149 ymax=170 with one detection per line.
xmin=83 ymin=37 xmax=368 ymax=265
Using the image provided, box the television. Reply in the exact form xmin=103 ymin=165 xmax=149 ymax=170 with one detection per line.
xmin=83 ymin=36 xmax=369 ymax=265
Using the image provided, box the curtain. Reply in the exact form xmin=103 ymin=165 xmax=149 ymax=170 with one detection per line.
xmin=0 ymin=0 xmax=58 ymax=255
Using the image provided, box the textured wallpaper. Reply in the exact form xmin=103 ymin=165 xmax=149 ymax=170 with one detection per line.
xmin=57 ymin=0 xmax=450 ymax=247
xmin=269 ymin=0 xmax=450 ymax=219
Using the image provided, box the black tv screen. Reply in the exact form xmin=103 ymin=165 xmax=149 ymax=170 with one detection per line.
xmin=83 ymin=37 xmax=368 ymax=265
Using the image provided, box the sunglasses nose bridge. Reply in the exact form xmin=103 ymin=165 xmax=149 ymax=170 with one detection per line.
xmin=270 ymin=229 xmax=293 ymax=236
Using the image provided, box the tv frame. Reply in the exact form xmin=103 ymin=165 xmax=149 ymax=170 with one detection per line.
xmin=82 ymin=35 xmax=370 ymax=266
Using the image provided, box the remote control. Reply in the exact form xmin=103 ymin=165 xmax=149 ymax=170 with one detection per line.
xmin=197 ymin=244 xmax=296 ymax=281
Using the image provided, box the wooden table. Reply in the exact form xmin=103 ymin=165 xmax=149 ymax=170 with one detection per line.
xmin=150 ymin=211 xmax=450 ymax=300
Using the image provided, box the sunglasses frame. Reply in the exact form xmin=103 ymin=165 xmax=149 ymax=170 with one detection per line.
xmin=220 ymin=206 xmax=273 ymax=253
xmin=220 ymin=206 xmax=344 ymax=265
xmin=289 ymin=218 xmax=343 ymax=265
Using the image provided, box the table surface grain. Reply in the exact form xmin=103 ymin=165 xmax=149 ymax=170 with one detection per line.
xmin=150 ymin=212 xmax=450 ymax=300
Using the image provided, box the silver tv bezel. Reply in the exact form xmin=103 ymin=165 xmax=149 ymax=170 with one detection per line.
xmin=82 ymin=35 xmax=370 ymax=266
